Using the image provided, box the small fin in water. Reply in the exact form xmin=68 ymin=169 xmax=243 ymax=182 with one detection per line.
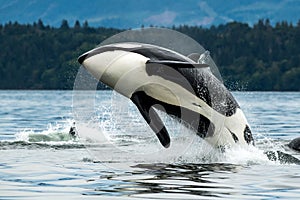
xmin=288 ymin=137 xmax=300 ymax=152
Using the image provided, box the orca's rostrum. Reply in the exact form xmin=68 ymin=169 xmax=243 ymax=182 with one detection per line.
xmin=78 ymin=42 xmax=254 ymax=148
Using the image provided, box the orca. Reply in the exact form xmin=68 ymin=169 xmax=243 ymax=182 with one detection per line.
xmin=288 ymin=137 xmax=300 ymax=152
xmin=78 ymin=42 xmax=254 ymax=148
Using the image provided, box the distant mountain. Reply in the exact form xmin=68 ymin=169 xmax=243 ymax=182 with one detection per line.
xmin=1 ymin=0 xmax=300 ymax=28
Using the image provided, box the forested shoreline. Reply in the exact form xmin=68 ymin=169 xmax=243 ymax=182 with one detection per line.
xmin=0 ymin=19 xmax=299 ymax=91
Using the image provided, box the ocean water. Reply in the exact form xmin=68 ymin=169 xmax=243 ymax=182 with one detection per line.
xmin=0 ymin=90 xmax=299 ymax=199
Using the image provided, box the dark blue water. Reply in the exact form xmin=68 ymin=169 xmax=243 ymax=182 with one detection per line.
xmin=0 ymin=90 xmax=299 ymax=199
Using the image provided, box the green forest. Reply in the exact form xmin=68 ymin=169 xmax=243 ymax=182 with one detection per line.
xmin=0 ymin=19 xmax=300 ymax=91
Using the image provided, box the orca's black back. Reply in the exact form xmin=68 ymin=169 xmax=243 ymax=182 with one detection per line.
xmin=177 ymin=68 xmax=240 ymax=117
xmin=131 ymin=43 xmax=240 ymax=116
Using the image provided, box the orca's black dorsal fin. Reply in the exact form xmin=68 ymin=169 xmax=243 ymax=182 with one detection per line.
xmin=146 ymin=60 xmax=209 ymax=69
xmin=131 ymin=91 xmax=171 ymax=148
xmin=187 ymin=53 xmax=201 ymax=63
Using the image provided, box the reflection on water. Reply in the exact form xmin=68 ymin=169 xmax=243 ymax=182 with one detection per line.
xmin=82 ymin=159 xmax=300 ymax=199
xmin=84 ymin=162 xmax=242 ymax=198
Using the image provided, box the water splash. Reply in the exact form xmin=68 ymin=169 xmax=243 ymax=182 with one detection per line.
xmin=80 ymin=104 xmax=283 ymax=166
xmin=71 ymin=91 xmax=300 ymax=167
xmin=14 ymin=119 xmax=77 ymax=143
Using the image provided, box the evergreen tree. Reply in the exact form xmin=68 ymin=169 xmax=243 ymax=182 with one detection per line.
xmin=74 ymin=20 xmax=81 ymax=29
xmin=0 ymin=19 xmax=299 ymax=91
xmin=60 ymin=19 xmax=69 ymax=29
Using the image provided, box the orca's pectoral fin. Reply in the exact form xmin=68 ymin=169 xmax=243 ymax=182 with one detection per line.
xmin=131 ymin=91 xmax=171 ymax=148
xmin=146 ymin=60 xmax=209 ymax=69
xmin=147 ymin=106 xmax=171 ymax=148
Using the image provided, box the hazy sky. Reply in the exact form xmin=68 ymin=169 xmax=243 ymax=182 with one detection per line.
xmin=1 ymin=0 xmax=299 ymax=28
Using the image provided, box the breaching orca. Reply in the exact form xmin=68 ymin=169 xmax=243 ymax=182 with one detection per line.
xmin=78 ymin=42 xmax=254 ymax=148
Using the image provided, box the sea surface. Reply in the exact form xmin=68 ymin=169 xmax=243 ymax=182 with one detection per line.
xmin=0 ymin=90 xmax=299 ymax=199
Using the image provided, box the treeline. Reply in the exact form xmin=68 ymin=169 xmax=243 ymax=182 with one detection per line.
xmin=0 ymin=19 xmax=299 ymax=91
